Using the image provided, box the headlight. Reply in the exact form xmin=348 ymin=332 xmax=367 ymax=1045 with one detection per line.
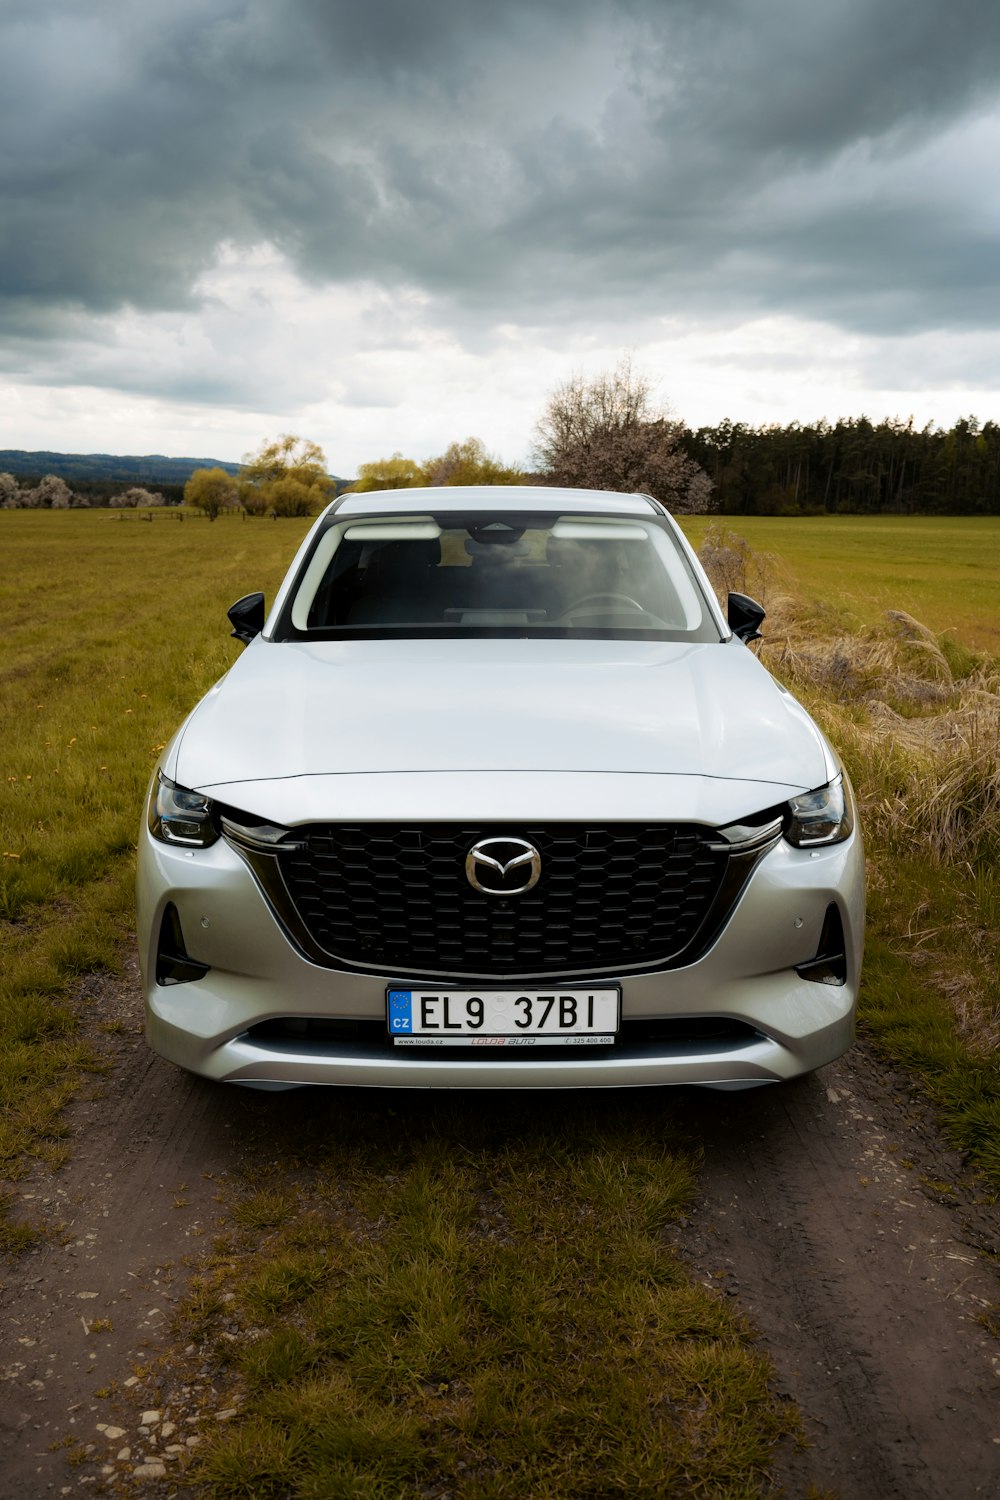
xmin=148 ymin=773 xmax=219 ymax=847
xmin=784 ymin=773 xmax=855 ymax=848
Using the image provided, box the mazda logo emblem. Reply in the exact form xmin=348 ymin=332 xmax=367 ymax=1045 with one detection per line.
xmin=466 ymin=837 xmax=541 ymax=896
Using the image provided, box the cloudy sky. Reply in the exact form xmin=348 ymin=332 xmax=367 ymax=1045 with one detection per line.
xmin=3 ymin=0 xmax=1000 ymax=474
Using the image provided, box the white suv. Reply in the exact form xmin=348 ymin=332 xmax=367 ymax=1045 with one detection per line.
xmin=137 ymin=486 xmax=864 ymax=1090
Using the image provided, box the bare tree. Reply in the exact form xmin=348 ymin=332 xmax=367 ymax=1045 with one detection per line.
xmin=0 ymin=472 xmax=21 ymax=508
xmin=533 ymin=358 xmax=713 ymax=513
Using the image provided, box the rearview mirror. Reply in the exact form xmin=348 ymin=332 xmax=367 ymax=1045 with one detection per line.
xmin=228 ymin=592 xmax=265 ymax=644
xmin=727 ymin=592 xmax=765 ymax=643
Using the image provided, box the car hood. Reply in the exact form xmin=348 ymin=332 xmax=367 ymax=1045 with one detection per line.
xmin=170 ymin=637 xmax=830 ymax=818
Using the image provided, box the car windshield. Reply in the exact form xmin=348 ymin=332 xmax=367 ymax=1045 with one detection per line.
xmin=276 ymin=510 xmax=720 ymax=641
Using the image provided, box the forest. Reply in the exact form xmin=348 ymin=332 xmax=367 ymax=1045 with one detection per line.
xmin=682 ymin=415 xmax=1000 ymax=515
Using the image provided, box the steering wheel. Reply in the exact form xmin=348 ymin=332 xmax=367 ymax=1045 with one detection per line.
xmin=558 ymin=592 xmax=646 ymax=619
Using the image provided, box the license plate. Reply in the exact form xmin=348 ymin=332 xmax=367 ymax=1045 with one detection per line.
xmin=387 ymin=988 xmax=619 ymax=1046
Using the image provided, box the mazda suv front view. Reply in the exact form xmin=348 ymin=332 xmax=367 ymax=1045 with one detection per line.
xmin=136 ymin=485 xmax=864 ymax=1090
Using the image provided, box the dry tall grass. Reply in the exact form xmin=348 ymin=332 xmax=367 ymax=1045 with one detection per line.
xmin=699 ymin=526 xmax=1000 ymax=864
xmin=772 ymin=614 xmax=1000 ymax=869
xmin=699 ymin=527 xmax=1000 ymax=1062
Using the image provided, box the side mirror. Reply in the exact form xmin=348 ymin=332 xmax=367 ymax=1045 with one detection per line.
xmin=727 ymin=592 xmax=765 ymax=643
xmin=228 ymin=592 xmax=265 ymax=645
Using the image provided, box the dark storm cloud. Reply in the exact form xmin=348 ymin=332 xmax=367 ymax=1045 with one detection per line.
xmin=3 ymin=0 xmax=1000 ymax=361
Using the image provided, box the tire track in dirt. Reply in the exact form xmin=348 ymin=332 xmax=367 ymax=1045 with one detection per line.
xmin=0 ymin=967 xmax=262 ymax=1496
xmin=675 ymin=1044 xmax=1000 ymax=1498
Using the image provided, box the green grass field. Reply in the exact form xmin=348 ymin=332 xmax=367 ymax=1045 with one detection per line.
xmin=1 ymin=511 xmax=313 ymax=1234
xmin=679 ymin=514 xmax=1000 ymax=651
xmin=1 ymin=510 xmax=311 ymax=915
xmin=3 ymin=506 xmax=998 ymax=1493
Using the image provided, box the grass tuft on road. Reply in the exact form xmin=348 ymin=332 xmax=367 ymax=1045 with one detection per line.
xmin=182 ymin=1098 xmax=793 ymax=1499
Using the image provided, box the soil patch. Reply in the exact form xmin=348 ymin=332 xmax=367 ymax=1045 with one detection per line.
xmin=0 ymin=960 xmax=259 ymax=1496
xmin=674 ymin=1042 xmax=999 ymax=1498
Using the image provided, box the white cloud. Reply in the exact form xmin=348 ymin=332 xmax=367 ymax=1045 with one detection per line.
xmin=6 ymin=246 xmax=1000 ymax=474
xmin=4 ymin=2 xmax=1000 ymax=464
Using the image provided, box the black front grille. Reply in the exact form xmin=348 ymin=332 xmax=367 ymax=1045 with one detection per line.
xmin=274 ymin=824 xmax=730 ymax=977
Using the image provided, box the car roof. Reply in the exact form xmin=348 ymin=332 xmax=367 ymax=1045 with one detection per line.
xmin=333 ymin=485 xmax=662 ymax=517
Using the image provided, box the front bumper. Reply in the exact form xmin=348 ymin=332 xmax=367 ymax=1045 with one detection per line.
xmin=137 ymin=822 xmax=864 ymax=1090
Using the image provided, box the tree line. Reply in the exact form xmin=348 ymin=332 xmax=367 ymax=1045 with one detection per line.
xmin=351 ymin=372 xmax=1000 ymax=516
xmin=682 ymin=415 xmax=1000 ymax=516
xmin=0 ymin=473 xmax=170 ymax=510
xmin=6 ymin=369 xmax=999 ymax=519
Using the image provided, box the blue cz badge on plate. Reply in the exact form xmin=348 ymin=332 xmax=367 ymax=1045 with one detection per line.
xmin=388 ymin=990 xmax=413 ymax=1032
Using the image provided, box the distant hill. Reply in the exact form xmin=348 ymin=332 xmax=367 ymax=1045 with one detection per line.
xmin=0 ymin=450 xmax=352 ymax=510
xmin=0 ymin=449 xmax=243 ymax=485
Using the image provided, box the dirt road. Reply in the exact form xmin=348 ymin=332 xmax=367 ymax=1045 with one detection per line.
xmin=1 ymin=965 xmax=997 ymax=1498
xmin=677 ymin=1053 xmax=999 ymax=1498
